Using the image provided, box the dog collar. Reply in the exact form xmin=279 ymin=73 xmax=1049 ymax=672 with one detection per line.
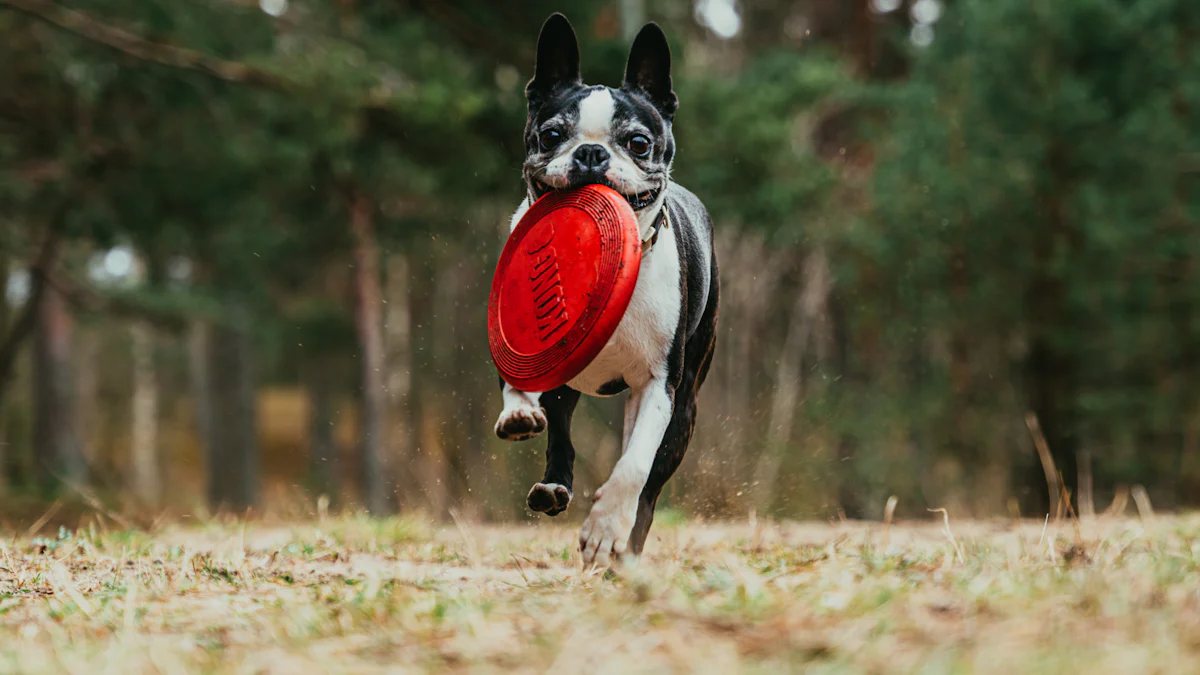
xmin=641 ymin=207 xmax=669 ymax=254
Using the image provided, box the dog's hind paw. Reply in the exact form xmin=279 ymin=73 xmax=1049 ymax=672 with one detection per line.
xmin=527 ymin=482 xmax=572 ymax=516
xmin=494 ymin=407 xmax=546 ymax=441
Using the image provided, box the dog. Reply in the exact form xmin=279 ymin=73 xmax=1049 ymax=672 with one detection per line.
xmin=493 ymin=13 xmax=719 ymax=569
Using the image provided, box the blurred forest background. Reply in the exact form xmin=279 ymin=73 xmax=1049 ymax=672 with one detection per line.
xmin=0 ymin=0 xmax=1197 ymax=523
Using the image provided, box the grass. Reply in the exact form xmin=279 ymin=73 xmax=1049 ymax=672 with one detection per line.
xmin=1 ymin=511 xmax=1200 ymax=673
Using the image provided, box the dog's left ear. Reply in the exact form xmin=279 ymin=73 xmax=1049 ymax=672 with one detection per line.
xmin=623 ymin=23 xmax=678 ymax=122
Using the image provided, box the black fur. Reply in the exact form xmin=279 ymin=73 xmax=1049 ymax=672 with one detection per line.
xmin=525 ymin=13 xmax=580 ymax=110
xmin=597 ymin=378 xmax=629 ymax=396
xmin=528 ymin=385 xmax=580 ymax=516
xmin=624 ymin=23 xmax=678 ymax=121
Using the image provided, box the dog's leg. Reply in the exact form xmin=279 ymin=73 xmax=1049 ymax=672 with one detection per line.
xmin=527 ymin=386 xmax=580 ymax=516
xmin=494 ymin=378 xmax=546 ymax=441
xmin=580 ymin=378 xmax=674 ymax=569
xmin=624 ymin=393 xmax=698 ymax=560
xmin=626 ymin=269 xmax=720 ymax=563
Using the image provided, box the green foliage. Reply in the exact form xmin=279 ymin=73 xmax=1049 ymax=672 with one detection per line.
xmin=4 ymin=0 xmax=1198 ymax=516
xmin=854 ymin=0 xmax=1200 ymax=502
xmin=675 ymin=50 xmax=849 ymax=240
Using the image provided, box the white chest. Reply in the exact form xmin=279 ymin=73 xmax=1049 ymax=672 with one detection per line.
xmin=567 ymin=236 xmax=681 ymax=396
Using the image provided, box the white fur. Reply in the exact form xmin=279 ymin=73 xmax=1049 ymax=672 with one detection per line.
xmin=509 ymin=197 xmax=531 ymax=233
xmin=576 ymin=89 xmax=615 ymax=139
xmin=567 ymin=236 xmax=680 ymax=394
xmin=579 ymin=376 xmax=672 ymax=567
xmin=500 ymin=384 xmax=542 ymax=411
xmin=494 ymin=384 xmax=545 ymax=440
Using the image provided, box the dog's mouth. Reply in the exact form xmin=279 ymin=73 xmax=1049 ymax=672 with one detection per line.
xmin=534 ymin=180 xmax=661 ymax=211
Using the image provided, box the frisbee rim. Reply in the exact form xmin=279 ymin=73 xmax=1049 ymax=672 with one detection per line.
xmin=487 ymin=185 xmax=642 ymax=392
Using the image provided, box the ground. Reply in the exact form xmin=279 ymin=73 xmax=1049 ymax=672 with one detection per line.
xmin=1 ymin=510 xmax=1199 ymax=674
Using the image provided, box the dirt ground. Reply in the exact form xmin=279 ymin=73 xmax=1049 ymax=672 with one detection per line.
xmin=1 ymin=510 xmax=1198 ymax=673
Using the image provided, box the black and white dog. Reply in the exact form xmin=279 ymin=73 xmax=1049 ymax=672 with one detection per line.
xmin=494 ymin=14 xmax=719 ymax=569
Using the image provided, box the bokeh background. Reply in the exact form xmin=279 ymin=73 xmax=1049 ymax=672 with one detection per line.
xmin=0 ymin=0 xmax=1197 ymax=523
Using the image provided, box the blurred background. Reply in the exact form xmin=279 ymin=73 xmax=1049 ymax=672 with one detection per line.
xmin=0 ymin=0 xmax=1197 ymax=523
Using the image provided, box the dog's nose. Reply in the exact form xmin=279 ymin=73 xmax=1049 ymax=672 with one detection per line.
xmin=572 ymin=144 xmax=610 ymax=174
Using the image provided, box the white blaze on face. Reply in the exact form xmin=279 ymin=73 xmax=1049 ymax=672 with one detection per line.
xmin=544 ymin=88 xmax=618 ymax=185
xmin=576 ymin=88 xmax=615 ymax=141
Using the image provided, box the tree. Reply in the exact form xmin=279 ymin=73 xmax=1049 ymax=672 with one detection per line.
xmin=863 ymin=0 xmax=1200 ymax=514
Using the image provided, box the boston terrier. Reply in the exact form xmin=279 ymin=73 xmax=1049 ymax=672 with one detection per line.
xmin=494 ymin=13 xmax=719 ymax=569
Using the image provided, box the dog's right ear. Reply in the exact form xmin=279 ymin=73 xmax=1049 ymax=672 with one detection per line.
xmin=526 ymin=13 xmax=581 ymax=109
xmin=623 ymin=23 xmax=677 ymax=121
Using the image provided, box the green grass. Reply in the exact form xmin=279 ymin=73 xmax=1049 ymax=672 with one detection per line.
xmin=1 ymin=513 xmax=1199 ymax=673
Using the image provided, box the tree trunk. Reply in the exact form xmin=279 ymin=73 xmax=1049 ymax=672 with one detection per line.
xmin=349 ymin=188 xmax=391 ymax=514
xmin=0 ymin=233 xmax=59 ymax=426
xmin=715 ymin=234 xmax=782 ymax=508
xmin=384 ymin=253 xmax=413 ymax=509
xmin=619 ymin=0 xmax=645 ymax=41
xmin=407 ymin=255 xmax=447 ymax=515
xmin=946 ymin=242 xmax=979 ymax=511
xmin=0 ymin=256 xmax=9 ymax=495
xmin=433 ymin=259 xmax=471 ymax=510
xmin=33 ymin=283 xmax=85 ymax=490
xmin=452 ymin=261 xmax=487 ymax=518
xmin=233 ymin=308 xmax=258 ymax=509
xmin=130 ymin=320 xmax=159 ymax=506
xmin=752 ymin=248 xmax=830 ymax=512
xmin=206 ymin=307 xmax=258 ymax=511
xmin=189 ymin=320 xmax=215 ymax=503
xmin=1022 ymin=144 xmax=1078 ymax=517
xmin=304 ymin=355 xmax=338 ymax=500
xmin=827 ymin=280 xmax=864 ymax=519
xmin=75 ymin=323 xmax=98 ymax=477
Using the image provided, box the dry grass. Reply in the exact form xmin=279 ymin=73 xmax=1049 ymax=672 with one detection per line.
xmin=2 ymin=511 xmax=1200 ymax=673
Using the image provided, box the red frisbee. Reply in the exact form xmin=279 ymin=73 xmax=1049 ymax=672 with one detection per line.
xmin=488 ymin=184 xmax=642 ymax=392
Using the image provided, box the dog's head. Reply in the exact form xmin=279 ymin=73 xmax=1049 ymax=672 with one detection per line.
xmin=522 ymin=13 xmax=677 ymax=234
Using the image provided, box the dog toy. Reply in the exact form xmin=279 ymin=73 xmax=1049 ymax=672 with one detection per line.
xmin=488 ymin=184 xmax=641 ymax=392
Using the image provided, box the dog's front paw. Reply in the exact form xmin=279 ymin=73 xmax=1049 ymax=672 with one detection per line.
xmin=494 ymin=406 xmax=546 ymax=441
xmin=527 ymin=482 xmax=572 ymax=516
xmin=579 ymin=483 xmax=638 ymax=570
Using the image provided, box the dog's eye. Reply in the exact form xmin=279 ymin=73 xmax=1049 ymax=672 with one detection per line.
xmin=539 ymin=129 xmax=563 ymax=152
xmin=626 ymin=135 xmax=652 ymax=158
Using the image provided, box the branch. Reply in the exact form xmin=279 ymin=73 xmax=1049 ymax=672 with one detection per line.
xmin=0 ymin=0 xmax=289 ymax=90
xmin=2 ymin=0 xmax=470 ymax=146
xmin=14 ymin=144 xmax=121 ymax=186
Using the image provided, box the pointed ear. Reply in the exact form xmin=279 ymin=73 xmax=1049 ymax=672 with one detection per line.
xmin=623 ymin=23 xmax=677 ymax=121
xmin=526 ymin=14 xmax=581 ymax=108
